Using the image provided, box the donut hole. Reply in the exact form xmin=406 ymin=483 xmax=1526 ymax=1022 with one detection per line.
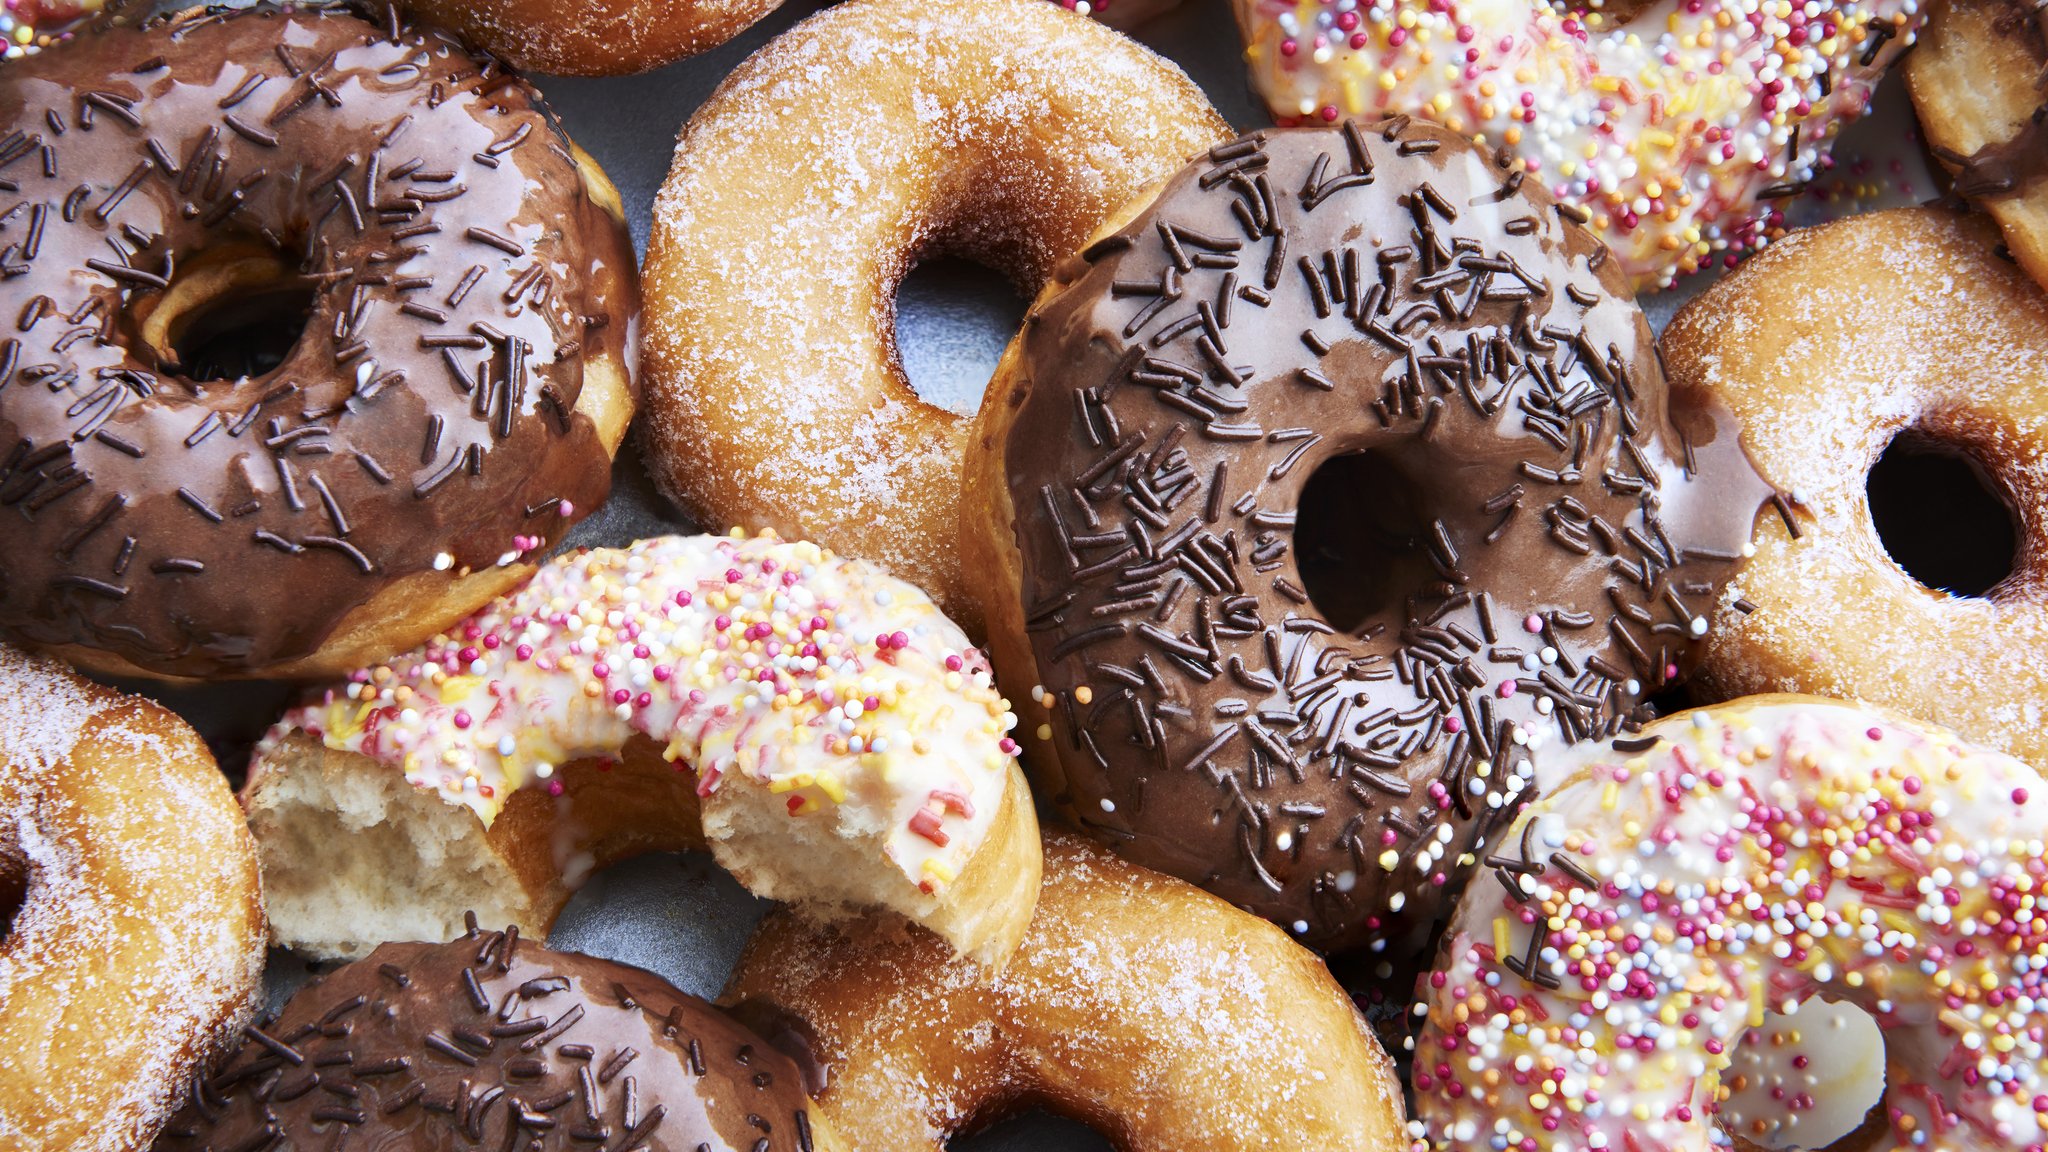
xmin=892 ymin=257 xmax=1028 ymax=417
xmin=140 ymin=244 xmax=317 ymax=385
xmin=1721 ymin=998 xmax=1889 ymax=1152
xmin=1296 ymin=449 xmax=1439 ymax=634
xmin=951 ymin=1108 xmax=1113 ymax=1152
xmin=1866 ymin=431 xmax=2019 ymax=598
xmin=0 ymin=852 xmax=25 ymax=943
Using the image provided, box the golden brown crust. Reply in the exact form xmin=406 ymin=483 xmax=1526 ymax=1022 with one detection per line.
xmin=402 ymin=0 xmax=784 ymax=76
xmin=1907 ymin=0 xmax=2048 ymax=294
xmin=722 ymin=834 xmax=1406 ymax=1149
xmin=641 ymin=0 xmax=1229 ymax=632
xmin=1665 ymin=207 xmax=2048 ymax=766
xmin=0 ymin=644 xmax=265 ymax=1151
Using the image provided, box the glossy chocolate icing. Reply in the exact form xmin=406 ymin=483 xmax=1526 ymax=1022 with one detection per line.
xmin=996 ymin=120 xmax=1771 ymax=954
xmin=153 ymin=926 xmax=823 ymax=1152
xmin=0 ymin=3 xmax=636 ymax=676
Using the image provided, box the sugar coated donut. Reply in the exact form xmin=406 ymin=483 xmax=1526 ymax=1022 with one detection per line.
xmin=1231 ymin=0 xmax=1923 ymax=289
xmin=1664 ymin=207 xmax=2048 ymax=768
xmin=723 ymin=833 xmax=1407 ymax=1150
xmin=1412 ymin=696 xmax=2048 ymax=1152
xmin=247 ymin=531 xmax=1041 ymax=966
xmin=0 ymin=642 xmax=265 ymax=1150
xmin=398 ymin=0 xmax=781 ymax=77
xmin=964 ymin=119 xmax=1770 ymax=955
xmin=641 ymin=0 xmax=1229 ymax=628
xmin=0 ymin=3 xmax=638 ymax=680
xmin=1908 ymin=0 xmax=2048 ymax=294
xmin=155 ymin=923 xmax=844 ymax=1152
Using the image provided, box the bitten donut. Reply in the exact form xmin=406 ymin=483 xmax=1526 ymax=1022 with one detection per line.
xmin=964 ymin=120 xmax=1770 ymax=955
xmin=641 ymin=0 xmax=1229 ymax=628
xmin=1232 ymin=0 xmax=1922 ymax=289
xmin=1412 ymin=697 xmax=2048 ymax=1152
xmin=398 ymin=0 xmax=780 ymax=77
xmin=0 ymin=3 xmax=638 ymax=681
xmin=1908 ymin=0 xmax=2048 ymax=294
xmin=723 ymin=834 xmax=1406 ymax=1150
xmin=155 ymin=924 xmax=843 ymax=1152
xmin=0 ymin=642 xmax=265 ymax=1151
xmin=1665 ymin=207 xmax=2048 ymax=768
xmin=247 ymin=532 xmax=1041 ymax=967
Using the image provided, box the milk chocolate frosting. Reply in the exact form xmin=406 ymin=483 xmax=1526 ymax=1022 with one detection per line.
xmin=996 ymin=120 xmax=1772 ymax=954
xmin=153 ymin=927 xmax=824 ymax=1152
xmin=0 ymin=3 xmax=636 ymax=676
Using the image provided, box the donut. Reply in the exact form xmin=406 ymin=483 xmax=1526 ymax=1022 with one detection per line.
xmin=722 ymin=833 xmax=1406 ymax=1149
xmin=245 ymin=531 xmax=1042 ymax=967
xmin=0 ymin=2 xmax=639 ymax=681
xmin=1663 ymin=207 xmax=2048 ymax=769
xmin=1410 ymin=695 xmax=2048 ymax=1152
xmin=1907 ymin=0 xmax=2048 ymax=294
xmin=962 ymin=119 xmax=1772 ymax=955
xmin=640 ymin=0 xmax=1229 ymax=629
xmin=397 ymin=0 xmax=780 ymax=78
xmin=0 ymin=642 xmax=266 ymax=1150
xmin=1229 ymin=0 xmax=1923 ymax=289
xmin=154 ymin=923 xmax=844 ymax=1152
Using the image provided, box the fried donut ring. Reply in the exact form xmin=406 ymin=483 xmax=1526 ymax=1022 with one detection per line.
xmin=641 ymin=0 xmax=1229 ymax=628
xmin=1907 ymin=0 xmax=2048 ymax=294
xmin=1413 ymin=696 xmax=2048 ymax=1152
xmin=0 ymin=3 xmax=638 ymax=681
xmin=246 ymin=533 xmax=1041 ymax=967
xmin=722 ymin=834 xmax=1405 ymax=1149
xmin=964 ymin=120 xmax=1770 ymax=954
xmin=398 ymin=0 xmax=780 ymax=77
xmin=0 ymin=643 xmax=265 ymax=1150
xmin=1665 ymin=207 xmax=2048 ymax=768
xmin=1231 ymin=0 xmax=1923 ymax=289
xmin=156 ymin=926 xmax=844 ymax=1152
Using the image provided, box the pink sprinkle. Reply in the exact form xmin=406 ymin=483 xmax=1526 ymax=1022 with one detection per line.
xmin=945 ymin=654 xmax=963 ymax=672
xmin=592 ymin=662 xmax=609 ymax=679
xmin=725 ymin=568 xmax=742 ymax=584
xmin=611 ymin=689 xmax=631 ymax=706
xmin=547 ymin=780 xmax=565 ymax=796
xmin=1498 ymin=680 xmax=1517 ymax=698
xmin=1445 ymin=715 xmax=1462 ymax=733
xmin=653 ymin=665 xmax=672 ymax=682
xmin=714 ymin=615 xmax=732 ymax=632
xmin=453 ymin=711 xmax=472 ymax=730
xmin=2016 ymin=788 xmax=2031 ymax=806
xmin=557 ymin=501 xmax=573 ymax=517
xmin=1524 ymin=614 xmax=1543 ymax=634
xmin=514 ymin=644 xmax=533 ymax=661
xmin=675 ymin=591 xmax=693 ymax=607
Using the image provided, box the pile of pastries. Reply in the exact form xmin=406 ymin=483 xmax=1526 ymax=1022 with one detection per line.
xmin=0 ymin=0 xmax=2044 ymax=1148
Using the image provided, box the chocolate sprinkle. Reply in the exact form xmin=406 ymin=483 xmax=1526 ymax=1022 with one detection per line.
xmin=994 ymin=121 xmax=1771 ymax=955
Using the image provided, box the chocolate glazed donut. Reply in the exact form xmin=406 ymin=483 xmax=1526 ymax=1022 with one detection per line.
xmin=964 ymin=119 xmax=1772 ymax=954
xmin=0 ymin=3 xmax=637 ymax=679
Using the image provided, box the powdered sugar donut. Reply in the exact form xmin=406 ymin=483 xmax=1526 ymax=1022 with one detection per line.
xmin=1412 ymin=696 xmax=2048 ymax=1152
xmin=641 ymin=0 xmax=1229 ymax=628
xmin=0 ymin=643 xmax=265 ymax=1150
xmin=1665 ymin=207 xmax=2048 ymax=769
xmin=1232 ymin=0 xmax=1923 ymax=289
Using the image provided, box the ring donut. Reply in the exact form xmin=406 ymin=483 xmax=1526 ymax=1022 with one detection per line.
xmin=398 ymin=0 xmax=782 ymax=77
xmin=1665 ymin=207 xmax=2048 ymax=768
xmin=0 ymin=643 xmax=265 ymax=1150
xmin=722 ymin=833 xmax=1406 ymax=1149
xmin=0 ymin=2 xmax=638 ymax=680
xmin=964 ymin=119 xmax=1770 ymax=954
xmin=1230 ymin=0 xmax=1923 ymax=289
xmin=1907 ymin=0 xmax=2048 ymax=294
xmin=245 ymin=532 xmax=1041 ymax=967
xmin=1413 ymin=696 xmax=2048 ymax=1152
xmin=641 ymin=0 xmax=1229 ymax=628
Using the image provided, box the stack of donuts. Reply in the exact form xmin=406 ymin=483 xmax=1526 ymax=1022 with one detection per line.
xmin=1 ymin=0 xmax=2044 ymax=1148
